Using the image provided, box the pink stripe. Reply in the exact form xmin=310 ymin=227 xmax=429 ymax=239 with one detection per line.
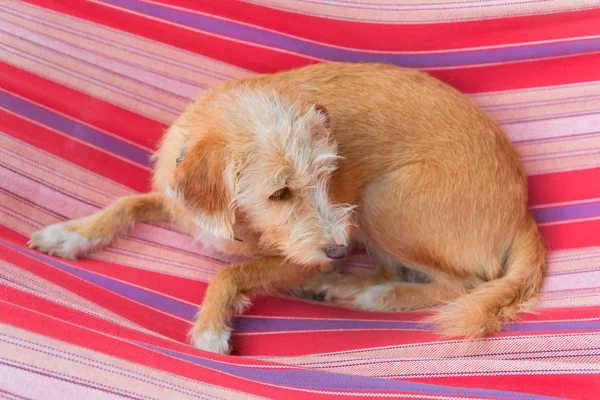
xmin=0 ymin=334 xmax=228 ymax=400
xmin=261 ymin=332 xmax=600 ymax=368
xmin=257 ymin=0 xmax=573 ymax=12
xmin=2 ymin=20 xmax=202 ymax=100
xmin=0 ymin=133 xmax=138 ymax=197
xmin=0 ymin=165 xmax=100 ymax=216
xmin=548 ymin=249 xmax=600 ymax=262
xmin=0 ymin=147 xmax=121 ymax=200
xmin=472 ymin=80 xmax=600 ymax=102
xmin=543 ymin=269 xmax=600 ymax=292
xmin=242 ymin=0 xmax=600 ymax=23
xmin=2 ymin=0 xmax=248 ymax=81
xmin=521 ymin=147 xmax=600 ymax=162
xmin=482 ymin=94 xmax=600 ymax=112
xmin=499 ymin=109 xmax=600 ymax=125
xmin=503 ymin=112 xmax=600 ymax=142
xmin=1 ymin=264 xmax=152 ymax=328
xmin=0 ymin=188 xmax=63 ymax=221
xmin=0 ymin=361 xmax=127 ymax=400
xmin=1 ymin=42 xmax=183 ymax=121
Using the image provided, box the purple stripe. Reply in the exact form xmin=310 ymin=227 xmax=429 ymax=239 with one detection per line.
xmin=0 ymin=91 xmax=152 ymax=166
xmin=292 ymin=345 xmax=600 ymax=368
xmin=1 ymin=241 xmax=197 ymax=320
xmin=233 ymin=317 xmax=432 ymax=331
xmin=233 ymin=316 xmax=600 ymax=333
xmin=102 ymin=0 xmax=600 ymax=68
xmin=137 ymin=343 xmax=564 ymax=399
xmin=533 ymin=201 xmax=600 ymax=224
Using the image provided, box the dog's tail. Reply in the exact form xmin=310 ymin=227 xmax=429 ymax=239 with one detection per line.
xmin=431 ymin=216 xmax=547 ymax=337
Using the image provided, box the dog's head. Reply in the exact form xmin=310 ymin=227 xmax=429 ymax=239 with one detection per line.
xmin=168 ymin=87 xmax=354 ymax=266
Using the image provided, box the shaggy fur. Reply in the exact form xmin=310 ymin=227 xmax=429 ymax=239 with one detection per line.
xmin=28 ymin=63 xmax=547 ymax=354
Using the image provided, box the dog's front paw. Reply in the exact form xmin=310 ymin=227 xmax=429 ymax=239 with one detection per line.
xmin=28 ymin=223 xmax=96 ymax=260
xmin=190 ymin=328 xmax=231 ymax=354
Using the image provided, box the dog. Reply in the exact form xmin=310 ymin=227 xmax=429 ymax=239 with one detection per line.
xmin=28 ymin=62 xmax=547 ymax=354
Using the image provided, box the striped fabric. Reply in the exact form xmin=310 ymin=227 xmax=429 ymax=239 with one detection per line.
xmin=1 ymin=0 xmax=600 ymax=398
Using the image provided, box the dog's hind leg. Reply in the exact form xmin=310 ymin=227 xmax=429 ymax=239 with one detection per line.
xmin=28 ymin=193 xmax=171 ymax=259
xmin=299 ymin=263 xmax=400 ymax=301
xmin=352 ymin=280 xmax=463 ymax=312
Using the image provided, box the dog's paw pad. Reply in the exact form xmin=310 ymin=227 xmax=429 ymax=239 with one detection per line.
xmin=28 ymin=223 xmax=95 ymax=260
xmin=191 ymin=330 xmax=231 ymax=354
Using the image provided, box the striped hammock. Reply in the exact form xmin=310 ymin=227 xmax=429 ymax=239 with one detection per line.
xmin=1 ymin=1 xmax=600 ymax=399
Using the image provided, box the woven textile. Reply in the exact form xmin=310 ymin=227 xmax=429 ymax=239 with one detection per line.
xmin=2 ymin=1 xmax=600 ymax=398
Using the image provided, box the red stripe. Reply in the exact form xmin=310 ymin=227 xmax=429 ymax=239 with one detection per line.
xmin=427 ymin=52 xmax=600 ymax=93
xmin=233 ymin=329 xmax=438 ymax=357
xmin=23 ymin=0 xmax=317 ymax=73
xmin=245 ymin=296 xmax=430 ymax=321
xmin=540 ymin=219 xmax=600 ymax=251
xmin=233 ymin=326 xmax=600 ymax=357
xmin=0 ymin=109 xmax=151 ymax=192
xmin=0 ymin=62 xmax=166 ymax=150
xmin=167 ymin=0 xmax=600 ymax=51
xmin=529 ymin=167 xmax=600 ymax=206
xmin=411 ymin=375 xmax=597 ymax=400
xmin=236 ymin=295 xmax=600 ymax=324
xmin=0 ymin=240 xmax=189 ymax=342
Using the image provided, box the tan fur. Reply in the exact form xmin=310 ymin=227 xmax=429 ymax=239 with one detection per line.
xmin=29 ymin=62 xmax=547 ymax=353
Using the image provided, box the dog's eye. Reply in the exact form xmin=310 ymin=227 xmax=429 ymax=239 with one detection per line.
xmin=269 ymin=187 xmax=291 ymax=201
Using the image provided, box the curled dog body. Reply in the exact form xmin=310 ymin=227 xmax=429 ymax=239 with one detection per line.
xmin=29 ymin=63 xmax=546 ymax=354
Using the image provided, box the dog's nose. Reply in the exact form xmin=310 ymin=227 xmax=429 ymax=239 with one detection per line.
xmin=325 ymin=244 xmax=348 ymax=259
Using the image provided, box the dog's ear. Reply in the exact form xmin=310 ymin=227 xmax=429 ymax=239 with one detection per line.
xmin=311 ymin=104 xmax=334 ymax=145
xmin=314 ymin=104 xmax=332 ymax=132
xmin=170 ymin=135 xmax=236 ymax=239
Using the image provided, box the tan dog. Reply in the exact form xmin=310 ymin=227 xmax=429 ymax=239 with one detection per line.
xmin=28 ymin=63 xmax=546 ymax=354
